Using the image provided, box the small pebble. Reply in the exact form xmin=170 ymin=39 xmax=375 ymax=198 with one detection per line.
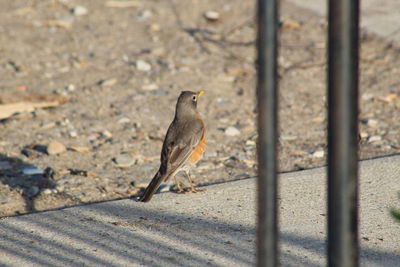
xmin=136 ymin=60 xmax=152 ymax=72
xmin=142 ymin=83 xmax=159 ymax=91
xmin=368 ymin=136 xmax=382 ymax=143
xmin=68 ymin=129 xmax=78 ymax=137
xmin=56 ymin=185 xmax=65 ymax=193
xmin=42 ymin=188 xmax=53 ymax=195
xmin=88 ymin=132 xmax=101 ymax=141
xmin=225 ymin=126 xmax=240 ymax=136
xmin=102 ymin=130 xmax=113 ymax=138
xmin=98 ymin=78 xmax=118 ymax=87
xmin=22 ymin=167 xmax=44 ymax=175
xmin=246 ymin=140 xmax=256 ymax=146
xmin=361 ymin=93 xmax=374 ymax=101
xmin=359 ymin=132 xmax=369 ymax=139
xmin=47 ymin=141 xmax=67 ymax=155
xmin=312 ymin=116 xmax=325 ymax=123
xmin=149 ymin=23 xmax=160 ymax=31
xmin=44 ymin=167 xmax=56 ymax=179
xmin=281 ymin=135 xmax=297 ymax=141
xmin=21 ymin=147 xmax=43 ymax=158
xmin=243 ymin=159 xmax=256 ymax=168
xmin=204 ymin=11 xmax=220 ymax=21
xmin=71 ymin=5 xmax=88 ymax=16
xmin=159 ymin=184 xmax=171 ymax=193
xmin=366 ymin=119 xmax=378 ymax=128
xmin=113 ymin=155 xmax=135 ymax=168
xmin=26 ymin=186 xmax=40 ymax=198
xmin=65 ymin=84 xmax=76 ymax=92
xmin=118 ymin=117 xmax=131 ymax=124
xmin=312 ymin=150 xmax=325 ymax=158
xmin=41 ymin=122 xmax=56 ymax=129
xmin=137 ymin=9 xmax=152 ymax=21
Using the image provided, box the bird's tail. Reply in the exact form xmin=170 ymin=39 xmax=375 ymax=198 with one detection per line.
xmin=138 ymin=170 xmax=167 ymax=202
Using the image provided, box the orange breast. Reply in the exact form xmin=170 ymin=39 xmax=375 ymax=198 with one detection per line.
xmin=189 ymin=114 xmax=207 ymax=164
xmin=189 ymin=135 xmax=206 ymax=164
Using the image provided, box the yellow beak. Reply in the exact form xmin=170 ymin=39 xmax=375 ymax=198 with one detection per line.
xmin=197 ymin=90 xmax=205 ymax=98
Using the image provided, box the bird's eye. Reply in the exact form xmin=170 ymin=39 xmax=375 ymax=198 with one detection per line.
xmin=192 ymin=95 xmax=197 ymax=101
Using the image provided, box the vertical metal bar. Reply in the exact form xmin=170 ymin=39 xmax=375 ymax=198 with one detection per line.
xmin=327 ymin=0 xmax=360 ymax=266
xmin=256 ymin=0 xmax=279 ymax=266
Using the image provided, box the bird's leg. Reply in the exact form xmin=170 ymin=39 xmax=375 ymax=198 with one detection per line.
xmin=184 ymin=170 xmax=205 ymax=193
xmin=174 ymin=176 xmax=185 ymax=193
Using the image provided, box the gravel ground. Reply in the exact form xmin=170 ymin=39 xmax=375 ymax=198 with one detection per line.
xmin=0 ymin=0 xmax=399 ymax=216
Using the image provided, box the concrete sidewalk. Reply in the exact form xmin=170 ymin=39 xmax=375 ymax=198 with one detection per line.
xmin=288 ymin=0 xmax=400 ymax=45
xmin=1 ymin=155 xmax=399 ymax=266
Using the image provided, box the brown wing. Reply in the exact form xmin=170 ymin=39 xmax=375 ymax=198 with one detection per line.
xmin=160 ymin=118 xmax=204 ymax=178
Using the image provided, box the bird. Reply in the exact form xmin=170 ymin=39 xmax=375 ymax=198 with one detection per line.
xmin=138 ymin=90 xmax=207 ymax=202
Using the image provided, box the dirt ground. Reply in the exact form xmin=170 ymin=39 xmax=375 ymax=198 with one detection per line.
xmin=1 ymin=0 xmax=399 ymax=217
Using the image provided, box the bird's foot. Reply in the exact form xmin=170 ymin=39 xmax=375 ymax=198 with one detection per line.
xmin=173 ymin=183 xmax=205 ymax=194
xmin=176 ymin=187 xmax=187 ymax=194
xmin=177 ymin=187 xmax=205 ymax=194
xmin=188 ymin=187 xmax=205 ymax=193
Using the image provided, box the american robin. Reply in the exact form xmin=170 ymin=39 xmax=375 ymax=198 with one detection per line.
xmin=138 ymin=90 xmax=207 ymax=202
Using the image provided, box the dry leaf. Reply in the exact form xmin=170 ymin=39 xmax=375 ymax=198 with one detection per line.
xmin=16 ymin=85 xmax=27 ymax=92
xmin=40 ymin=20 xmax=73 ymax=29
xmin=0 ymin=93 xmax=67 ymax=120
xmin=0 ymin=92 xmax=68 ymax=104
xmin=14 ymin=7 xmax=36 ymax=15
xmin=281 ymin=18 xmax=302 ymax=30
xmin=375 ymin=93 xmax=397 ymax=103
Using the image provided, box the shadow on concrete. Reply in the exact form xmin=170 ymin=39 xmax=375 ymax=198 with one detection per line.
xmin=280 ymin=231 xmax=400 ymax=266
xmin=0 ymin=200 xmax=399 ymax=266
xmin=0 ymin=202 xmax=253 ymax=266
xmin=0 ymin=153 xmax=56 ymax=214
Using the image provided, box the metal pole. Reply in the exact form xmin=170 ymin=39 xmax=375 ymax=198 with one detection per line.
xmin=327 ymin=0 xmax=360 ymax=266
xmin=256 ymin=0 xmax=279 ymax=266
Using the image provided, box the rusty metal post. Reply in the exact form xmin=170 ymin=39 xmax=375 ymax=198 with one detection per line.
xmin=256 ymin=0 xmax=279 ymax=266
xmin=327 ymin=0 xmax=360 ymax=266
